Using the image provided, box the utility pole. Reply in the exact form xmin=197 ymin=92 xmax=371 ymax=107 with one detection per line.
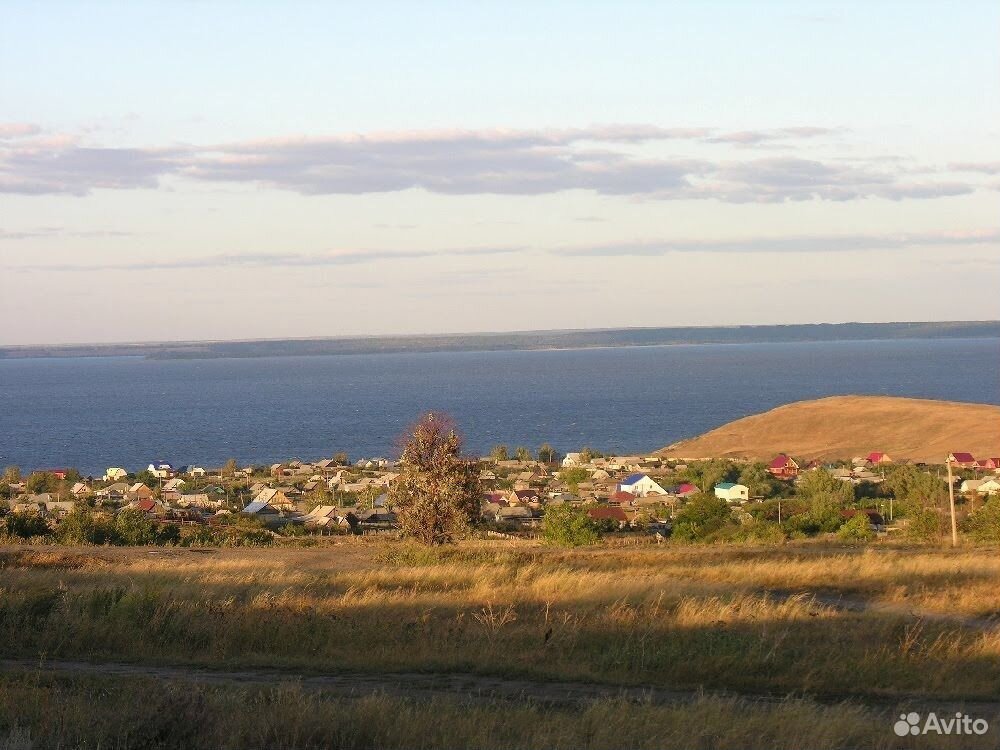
xmin=947 ymin=456 xmax=958 ymax=547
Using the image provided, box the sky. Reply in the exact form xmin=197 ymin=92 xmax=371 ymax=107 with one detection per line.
xmin=1 ymin=0 xmax=999 ymax=346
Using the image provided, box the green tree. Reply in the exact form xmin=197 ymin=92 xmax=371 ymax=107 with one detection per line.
xmin=57 ymin=507 xmax=101 ymax=544
xmin=26 ymin=472 xmax=57 ymax=494
xmin=388 ymin=413 xmax=481 ymax=545
xmin=135 ymin=469 xmax=157 ymax=487
xmin=114 ymin=508 xmax=157 ymax=546
xmin=906 ymin=507 xmax=941 ymax=541
xmin=542 ymin=504 xmax=598 ymax=547
xmin=558 ymin=467 xmax=589 ymax=494
xmin=221 ymin=459 xmax=238 ymax=477
xmin=2 ymin=466 xmax=21 ymax=484
xmin=837 ymin=512 xmax=875 ymax=542
xmin=332 ymin=452 xmax=350 ymax=466
xmin=964 ymin=498 xmax=1000 ymax=543
xmin=738 ymin=462 xmax=779 ymax=499
xmin=489 ymin=445 xmax=510 ymax=462
xmin=514 ymin=446 xmax=532 ymax=462
xmin=671 ymin=493 xmax=734 ymax=541
xmin=537 ymin=444 xmax=559 ymax=464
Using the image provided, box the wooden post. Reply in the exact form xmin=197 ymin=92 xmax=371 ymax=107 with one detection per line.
xmin=947 ymin=456 xmax=958 ymax=547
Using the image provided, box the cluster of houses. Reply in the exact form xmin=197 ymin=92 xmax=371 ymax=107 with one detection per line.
xmin=4 ymin=448 xmax=999 ymax=537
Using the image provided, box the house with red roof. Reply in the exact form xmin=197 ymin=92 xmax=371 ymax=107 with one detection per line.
xmin=586 ymin=506 xmax=629 ymax=527
xmin=976 ymin=458 xmax=1000 ymax=471
xmin=768 ymin=454 xmax=799 ymax=479
xmin=608 ymin=490 xmax=635 ymax=507
xmin=867 ymin=452 xmax=892 ymax=465
xmin=948 ymin=452 xmax=977 ymax=468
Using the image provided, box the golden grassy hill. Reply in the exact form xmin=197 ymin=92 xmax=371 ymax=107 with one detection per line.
xmin=660 ymin=395 xmax=1000 ymax=463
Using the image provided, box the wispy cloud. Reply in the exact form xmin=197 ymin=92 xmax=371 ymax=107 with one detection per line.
xmin=551 ymin=229 xmax=1000 ymax=257
xmin=12 ymin=229 xmax=998 ymax=274
xmin=0 ymin=226 xmax=137 ymax=240
xmin=0 ymin=124 xmax=985 ymax=202
xmin=9 ymin=245 xmax=522 ymax=272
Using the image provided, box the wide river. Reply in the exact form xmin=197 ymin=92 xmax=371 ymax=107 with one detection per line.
xmin=0 ymin=337 xmax=997 ymax=474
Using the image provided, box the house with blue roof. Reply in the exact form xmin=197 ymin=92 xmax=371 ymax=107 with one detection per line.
xmin=714 ymin=482 xmax=749 ymax=502
xmin=616 ymin=473 xmax=667 ymax=497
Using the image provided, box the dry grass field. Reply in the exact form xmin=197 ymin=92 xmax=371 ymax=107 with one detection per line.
xmin=2 ymin=539 xmax=1000 ymax=748
xmin=661 ymin=395 xmax=1000 ymax=462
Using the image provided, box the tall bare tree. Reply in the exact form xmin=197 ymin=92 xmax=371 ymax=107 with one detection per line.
xmin=389 ymin=412 xmax=481 ymax=545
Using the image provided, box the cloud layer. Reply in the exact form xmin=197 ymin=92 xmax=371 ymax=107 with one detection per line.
xmin=0 ymin=123 xmax=984 ymax=203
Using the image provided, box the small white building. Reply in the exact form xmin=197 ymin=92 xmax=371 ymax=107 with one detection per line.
xmin=562 ymin=452 xmax=583 ymax=468
xmin=714 ymin=483 xmax=749 ymax=502
xmin=616 ymin=473 xmax=667 ymax=497
xmin=978 ymin=478 xmax=1000 ymax=495
xmin=104 ymin=467 xmax=128 ymax=482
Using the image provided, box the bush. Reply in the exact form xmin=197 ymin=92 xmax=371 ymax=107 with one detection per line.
xmin=964 ymin=498 xmax=1000 ymax=543
xmin=671 ymin=493 xmax=734 ymax=542
xmin=57 ymin=508 xmax=112 ymax=545
xmin=837 ymin=512 xmax=875 ymax=542
xmin=4 ymin=512 xmax=50 ymax=540
xmin=114 ymin=509 xmax=157 ymax=546
xmin=905 ymin=507 xmax=941 ymax=541
xmin=542 ymin=505 xmax=598 ymax=547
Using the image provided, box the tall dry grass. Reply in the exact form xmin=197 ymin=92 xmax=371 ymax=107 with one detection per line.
xmin=1 ymin=541 xmax=999 ymax=701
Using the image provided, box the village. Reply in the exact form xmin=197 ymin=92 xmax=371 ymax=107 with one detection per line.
xmin=3 ymin=445 xmax=999 ymax=545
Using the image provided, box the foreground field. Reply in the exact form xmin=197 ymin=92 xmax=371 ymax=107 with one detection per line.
xmin=2 ymin=539 xmax=1000 ymax=748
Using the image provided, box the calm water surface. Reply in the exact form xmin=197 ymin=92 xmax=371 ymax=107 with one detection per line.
xmin=0 ymin=337 xmax=997 ymax=474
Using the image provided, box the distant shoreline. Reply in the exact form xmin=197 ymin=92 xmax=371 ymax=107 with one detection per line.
xmin=1 ymin=321 xmax=997 ymax=361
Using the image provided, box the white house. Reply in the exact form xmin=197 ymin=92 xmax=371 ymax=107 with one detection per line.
xmin=188 ymin=466 xmax=207 ymax=477
xmin=961 ymin=479 xmax=985 ymax=495
xmin=714 ymin=483 xmax=749 ymax=502
xmin=147 ymin=461 xmax=174 ymax=479
xmin=562 ymin=452 xmax=583 ymax=468
xmin=978 ymin=478 xmax=1000 ymax=495
xmin=104 ymin=467 xmax=128 ymax=482
xmin=616 ymin=473 xmax=667 ymax=497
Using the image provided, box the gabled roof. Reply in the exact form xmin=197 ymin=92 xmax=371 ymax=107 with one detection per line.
xmin=768 ymin=454 xmax=797 ymax=469
xmin=587 ymin=506 xmax=628 ymax=522
xmin=242 ymin=499 xmax=271 ymax=514
xmin=620 ymin=473 xmax=647 ymax=485
xmin=715 ymin=482 xmax=736 ymax=490
xmin=950 ymin=452 xmax=976 ymax=463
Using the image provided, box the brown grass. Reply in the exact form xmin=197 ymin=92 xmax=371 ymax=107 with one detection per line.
xmin=660 ymin=395 xmax=1000 ymax=462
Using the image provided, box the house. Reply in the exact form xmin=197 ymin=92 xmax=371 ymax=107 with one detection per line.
xmin=562 ymin=452 xmax=584 ymax=468
xmin=104 ymin=467 xmax=128 ymax=482
xmin=976 ymin=458 xmax=1000 ymax=471
xmin=249 ymin=488 xmax=296 ymax=512
xmin=586 ymin=506 xmax=629 ymax=527
xmin=768 ymin=454 xmax=799 ymax=479
xmin=961 ymin=479 xmax=985 ymax=495
xmin=494 ymin=505 xmax=536 ymax=526
xmin=977 ymin=478 xmax=1000 ymax=495
xmin=70 ymin=482 xmax=91 ymax=498
xmin=175 ymin=493 xmax=220 ymax=510
xmin=163 ymin=478 xmax=186 ymax=492
xmin=128 ymin=483 xmax=155 ymax=501
xmin=44 ymin=500 xmax=76 ymax=519
xmin=616 ymin=473 xmax=666 ymax=497
xmin=949 ymin=453 xmax=977 ymax=468
xmin=508 ymin=488 xmax=540 ymax=505
xmin=127 ymin=498 xmax=167 ymax=518
xmin=147 ymin=461 xmax=174 ymax=479
xmin=867 ymin=452 xmax=892 ymax=465
xmin=608 ymin=490 xmax=635 ymax=507
xmin=714 ymin=483 xmax=749 ymax=502
xmin=354 ymin=508 xmax=398 ymax=533
xmin=188 ymin=466 xmax=207 ymax=477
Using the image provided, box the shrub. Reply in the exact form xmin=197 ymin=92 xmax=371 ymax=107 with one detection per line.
xmin=671 ymin=493 xmax=733 ymax=542
xmin=542 ymin=504 xmax=598 ymax=547
xmin=3 ymin=512 xmax=50 ymax=540
xmin=905 ymin=507 xmax=941 ymax=541
xmin=837 ymin=512 xmax=875 ymax=542
xmin=113 ymin=509 xmax=157 ymax=546
xmin=964 ymin=498 xmax=1000 ymax=543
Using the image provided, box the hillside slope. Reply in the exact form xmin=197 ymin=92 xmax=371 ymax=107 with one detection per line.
xmin=660 ymin=396 xmax=1000 ymax=463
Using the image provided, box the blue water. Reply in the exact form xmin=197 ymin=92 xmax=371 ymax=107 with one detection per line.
xmin=0 ymin=338 xmax=997 ymax=475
